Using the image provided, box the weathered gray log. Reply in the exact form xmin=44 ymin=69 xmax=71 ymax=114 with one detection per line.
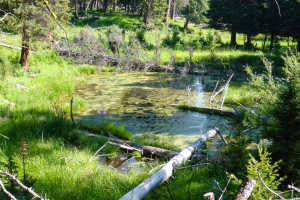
xmin=204 ymin=192 xmax=215 ymax=200
xmin=177 ymin=105 xmax=236 ymax=118
xmin=119 ymin=129 xmax=217 ymax=200
xmin=81 ymin=132 xmax=179 ymax=158
xmin=233 ymin=176 xmax=256 ymax=200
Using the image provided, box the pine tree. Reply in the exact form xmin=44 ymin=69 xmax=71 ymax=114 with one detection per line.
xmin=0 ymin=0 xmax=70 ymax=71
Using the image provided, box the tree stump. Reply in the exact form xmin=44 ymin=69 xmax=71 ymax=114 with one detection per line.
xmin=204 ymin=192 xmax=215 ymax=200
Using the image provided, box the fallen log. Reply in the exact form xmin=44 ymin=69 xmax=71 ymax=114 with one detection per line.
xmin=119 ymin=129 xmax=217 ymax=200
xmin=80 ymin=131 xmax=179 ymax=158
xmin=233 ymin=176 xmax=256 ymax=200
xmin=0 ymin=43 xmax=36 ymax=53
xmin=178 ymin=105 xmax=236 ymax=118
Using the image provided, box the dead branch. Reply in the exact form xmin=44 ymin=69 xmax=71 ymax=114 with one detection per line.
xmin=270 ymin=190 xmax=293 ymax=200
xmin=257 ymin=170 xmax=284 ymax=199
xmin=0 ymin=13 xmax=9 ymax=23
xmin=41 ymin=0 xmax=71 ymax=56
xmin=70 ymin=97 xmax=77 ymax=127
xmin=288 ymin=185 xmax=300 ymax=194
xmin=107 ymin=141 xmax=142 ymax=152
xmin=0 ymin=178 xmax=17 ymax=200
xmin=274 ymin=0 xmax=281 ymax=17
xmin=214 ymin=177 xmax=232 ymax=200
xmin=14 ymin=83 xmax=30 ymax=90
xmin=0 ymin=43 xmax=36 ymax=53
xmin=232 ymin=100 xmax=258 ymax=116
xmin=176 ymin=163 xmax=210 ymax=170
xmin=210 ymin=81 xmax=219 ymax=104
xmin=215 ymin=127 xmax=227 ymax=145
xmin=0 ymin=170 xmax=48 ymax=200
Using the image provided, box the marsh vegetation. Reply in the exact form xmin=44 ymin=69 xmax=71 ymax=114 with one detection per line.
xmin=1 ymin=1 xmax=300 ymax=199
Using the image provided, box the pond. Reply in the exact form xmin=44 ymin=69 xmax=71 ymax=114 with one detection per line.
xmin=74 ymin=72 xmax=234 ymax=170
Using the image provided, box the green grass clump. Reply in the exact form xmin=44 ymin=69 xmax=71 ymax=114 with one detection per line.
xmin=225 ymin=83 xmax=262 ymax=105
xmin=133 ymin=134 xmax=179 ymax=151
xmin=80 ymin=121 xmax=132 ymax=140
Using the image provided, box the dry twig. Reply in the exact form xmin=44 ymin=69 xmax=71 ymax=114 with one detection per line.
xmin=0 ymin=170 xmax=48 ymax=200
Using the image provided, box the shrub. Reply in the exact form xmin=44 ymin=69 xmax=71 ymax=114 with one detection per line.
xmin=247 ymin=142 xmax=286 ymax=199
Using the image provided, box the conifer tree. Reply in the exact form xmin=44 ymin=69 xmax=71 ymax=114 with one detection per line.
xmin=0 ymin=0 xmax=70 ymax=71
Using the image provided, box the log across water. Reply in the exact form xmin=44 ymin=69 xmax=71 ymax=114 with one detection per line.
xmin=119 ymin=129 xmax=217 ymax=200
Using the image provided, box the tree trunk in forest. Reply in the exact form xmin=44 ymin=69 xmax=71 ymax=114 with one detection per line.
xmin=97 ymin=0 xmax=99 ymax=10
xmin=247 ymin=35 xmax=251 ymax=47
xmin=104 ymin=0 xmax=108 ymax=13
xmin=75 ymin=0 xmax=79 ymax=18
xmin=263 ymin=33 xmax=267 ymax=51
xmin=20 ymin=9 xmax=29 ymax=72
xmin=114 ymin=0 xmax=117 ymax=11
xmin=89 ymin=0 xmax=93 ymax=10
xmin=119 ymin=129 xmax=217 ymax=200
xmin=83 ymin=0 xmax=86 ymax=11
xmin=79 ymin=0 xmax=83 ymax=15
xmin=171 ymin=0 xmax=175 ymax=20
xmin=143 ymin=0 xmax=150 ymax=24
xmin=165 ymin=0 xmax=171 ymax=23
xmin=230 ymin=27 xmax=236 ymax=45
xmin=183 ymin=20 xmax=189 ymax=31
xmin=233 ymin=176 xmax=256 ymax=200
xmin=269 ymin=32 xmax=275 ymax=51
xmin=298 ymin=36 xmax=300 ymax=52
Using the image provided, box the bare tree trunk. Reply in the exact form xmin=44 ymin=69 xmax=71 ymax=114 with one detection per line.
xmin=183 ymin=20 xmax=189 ymax=31
xmin=97 ymin=0 xmax=99 ymax=10
xmin=79 ymin=0 xmax=83 ymax=15
xmin=83 ymin=0 xmax=86 ymax=11
xmin=263 ymin=33 xmax=267 ymax=51
xmin=230 ymin=27 xmax=237 ymax=45
xmin=143 ymin=0 xmax=150 ymax=24
xmin=104 ymin=0 xmax=108 ymax=13
xmin=114 ymin=0 xmax=117 ymax=11
xmin=247 ymin=35 xmax=251 ymax=47
xmin=165 ymin=0 xmax=170 ymax=23
xmin=234 ymin=176 xmax=256 ymax=200
xmin=269 ymin=32 xmax=275 ymax=51
xmin=75 ymin=0 xmax=79 ymax=18
xmin=171 ymin=0 xmax=175 ymax=20
xmin=20 ymin=8 xmax=29 ymax=72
